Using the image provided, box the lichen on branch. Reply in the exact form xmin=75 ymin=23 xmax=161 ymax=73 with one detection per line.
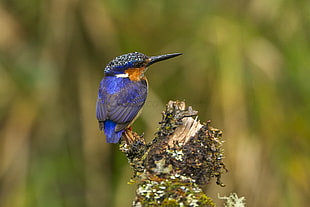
xmin=120 ymin=100 xmax=227 ymax=206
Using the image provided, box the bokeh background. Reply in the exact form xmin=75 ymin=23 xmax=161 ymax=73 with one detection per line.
xmin=1 ymin=0 xmax=310 ymax=206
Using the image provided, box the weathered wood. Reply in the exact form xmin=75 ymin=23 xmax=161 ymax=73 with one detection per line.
xmin=120 ymin=100 xmax=227 ymax=206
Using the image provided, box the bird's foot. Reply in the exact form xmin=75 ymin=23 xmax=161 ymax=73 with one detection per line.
xmin=124 ymin=128 xmax=135 ymax=144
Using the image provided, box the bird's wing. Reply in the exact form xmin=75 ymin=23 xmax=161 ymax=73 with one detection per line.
xmin=96 ymin=84 xmax=108 ymax=123
xmin=108 ymin=80 xmax=147 ymax=131
xmin=96 ymin=79 xmax=148 ymax=132
xmin=96 ymin=102 xmax=106 ymax=122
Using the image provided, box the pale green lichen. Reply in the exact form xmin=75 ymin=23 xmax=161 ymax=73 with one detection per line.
xmin=167 ymin=148 xmax=184 ymax=161
xmin=133 ymin=177 xmax=216 ymax=207
xmin=218 ymin=193 xmax=246 ymax=207
xmin=121 ymin=101 xmax=229 ymax=206
xmin=153 ymin=159 xmax=173 ymax=174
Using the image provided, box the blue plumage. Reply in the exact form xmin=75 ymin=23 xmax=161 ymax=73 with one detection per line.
xmin=96 ymin=52 xmax=182 ymax=143
xmin=103 ymin=120 xmax=124 ymax=143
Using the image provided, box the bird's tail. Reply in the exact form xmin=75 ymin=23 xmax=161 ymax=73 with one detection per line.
xmin=103 ymin=120 xmax=123 ymax=143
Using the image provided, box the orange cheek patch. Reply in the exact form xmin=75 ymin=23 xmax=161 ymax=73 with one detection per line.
xmin=125 ymin=67 xmax=145 ymax=81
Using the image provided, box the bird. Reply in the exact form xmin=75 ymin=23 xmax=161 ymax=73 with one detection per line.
xmin=96 ymin=52 xmax=182 ymax=143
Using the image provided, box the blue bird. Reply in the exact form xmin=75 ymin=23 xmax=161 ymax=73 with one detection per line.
xmin=96 ymin=52 xmax=182 ymax=143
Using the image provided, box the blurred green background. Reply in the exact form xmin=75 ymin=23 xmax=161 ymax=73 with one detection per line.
xmin=0 ymin=0 xmax=309 ymax=206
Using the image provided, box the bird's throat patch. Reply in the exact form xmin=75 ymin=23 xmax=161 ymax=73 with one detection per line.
xmin=125 ymin=68 xmax=145 ymax=81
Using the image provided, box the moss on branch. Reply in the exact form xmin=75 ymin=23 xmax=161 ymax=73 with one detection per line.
xmin=120 ymin=100 xmax=227 ymax=206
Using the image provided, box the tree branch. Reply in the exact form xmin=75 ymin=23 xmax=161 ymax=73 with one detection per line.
xmin=120 ymin=100 xmax=227 ymax=206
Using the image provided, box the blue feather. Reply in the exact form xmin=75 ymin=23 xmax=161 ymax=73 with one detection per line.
xmin=100 ymin=76 xmax=130 ymax=95
xmin=103 ymin=120 xmax=124 ymax=143
xmin=97 ymin=52 xmax=181 ymax=144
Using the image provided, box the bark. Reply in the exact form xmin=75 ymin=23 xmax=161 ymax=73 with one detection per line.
xmin=120 ymin=100 xmax=227 ymax=207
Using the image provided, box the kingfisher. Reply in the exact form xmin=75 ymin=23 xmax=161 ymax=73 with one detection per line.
xmin=96 ymin=52 xmax=182 ymax=143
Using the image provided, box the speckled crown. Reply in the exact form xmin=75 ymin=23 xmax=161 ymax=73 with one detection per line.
xmin=104 ymin=52 xmax=148 ymax=74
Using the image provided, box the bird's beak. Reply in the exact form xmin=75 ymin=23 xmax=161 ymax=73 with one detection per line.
xmin=146 ymin=53 xmax=182 ymax=67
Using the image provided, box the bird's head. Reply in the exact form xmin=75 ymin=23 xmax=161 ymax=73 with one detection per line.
xmin=104 ymin=52 xmax=182 ymax=81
